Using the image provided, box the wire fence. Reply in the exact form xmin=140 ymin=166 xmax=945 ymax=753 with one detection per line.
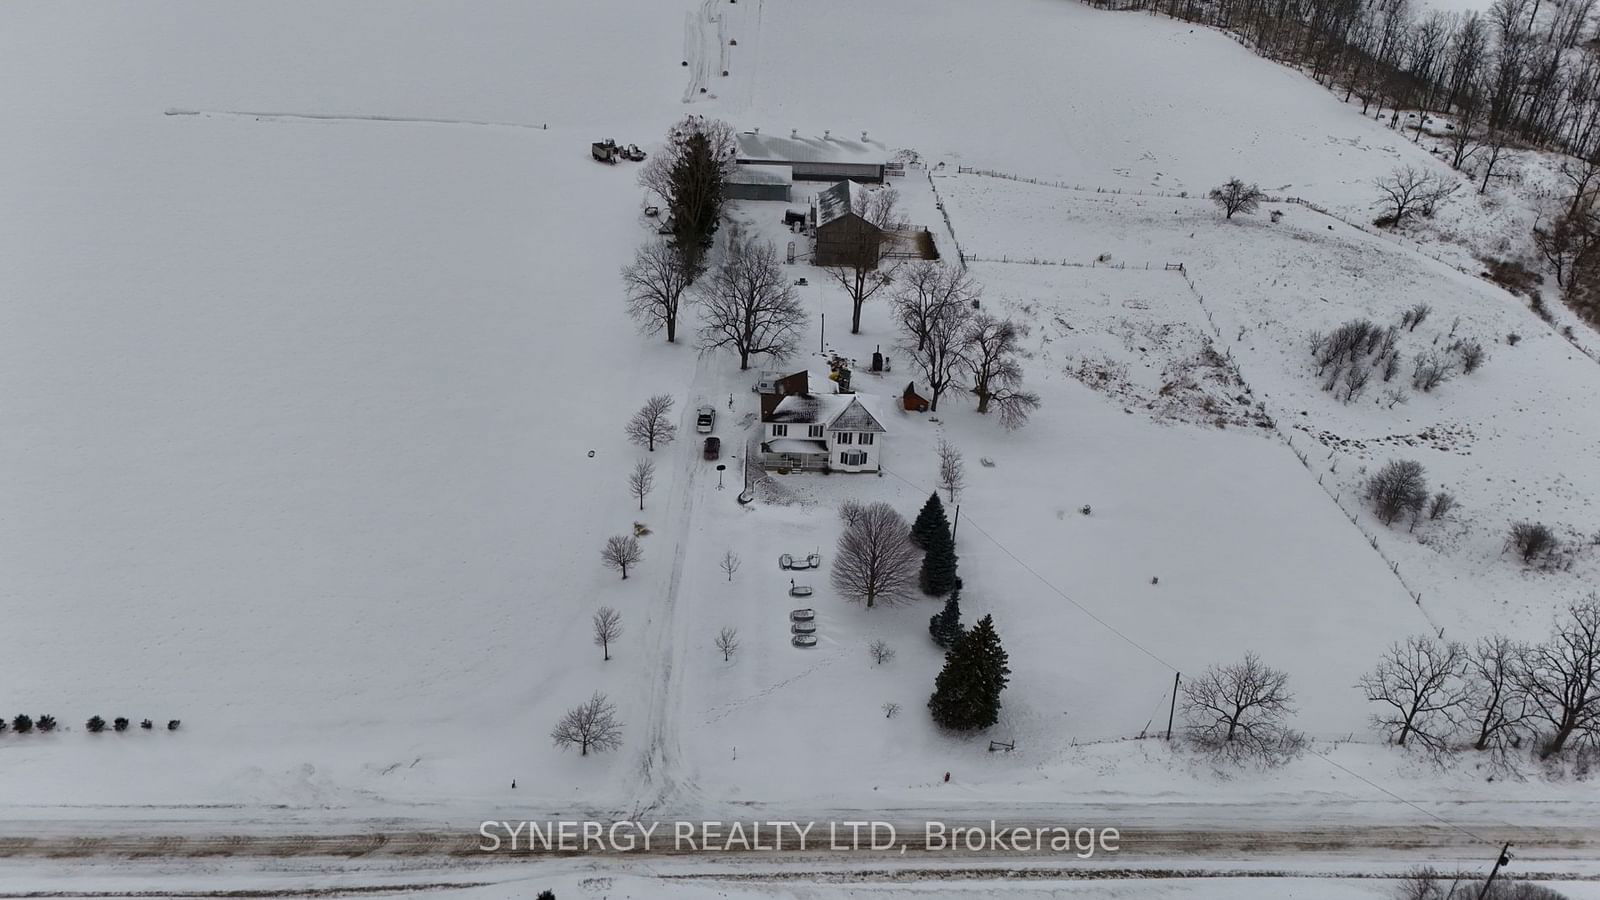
xmin=963 ymin=253 xmax=1175 ymax=271
xmin=950 ymin=167 xmax=1599 ymax=364
xmin=1171 ymin=264 xmax=1445 ymax=637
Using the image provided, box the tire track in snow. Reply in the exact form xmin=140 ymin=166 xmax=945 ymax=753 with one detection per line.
xmin=680 ymin=0 xmax=721 ymax=103
xmin=164 ymin=109 xmax=551 ymax=130
xmin=699 ymin=647 xmax=848 ymax=724
xmin=627 ymin=353 xmax=716 ymax=818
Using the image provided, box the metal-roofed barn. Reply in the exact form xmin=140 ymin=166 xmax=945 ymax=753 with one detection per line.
xmin=725 ymin=164 xmax=793 ymax=202
xmin=736 ymin=132 xmax=886 ymax=183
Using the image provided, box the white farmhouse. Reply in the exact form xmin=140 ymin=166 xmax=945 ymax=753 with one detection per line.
xmin=760 ymin=391 xmax=887 ymax=473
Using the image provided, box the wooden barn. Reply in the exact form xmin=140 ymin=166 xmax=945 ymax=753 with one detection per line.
xmin=811 ymin=180 xmax=885 ymax=268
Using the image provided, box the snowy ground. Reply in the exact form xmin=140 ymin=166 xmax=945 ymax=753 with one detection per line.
xmin=938 ymin=173 xmax=1600 ymax=642
xmin=4 ymin=0 xmax=1600 ymax=893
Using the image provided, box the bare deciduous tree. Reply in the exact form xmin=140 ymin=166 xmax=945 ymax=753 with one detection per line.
xmin=1208 ymin=178 xmax=1267 ymax=219
xmin=714 ymin=626 xmax=739 ymax=661
xmin=831 ymin=502 xmax=919 ymax=608
xmin=628 ymin=459 xmax=656 ymax=510
xmin=822 ymin=185 xmax=905 ymax=334
xmin=902 ymin=294 xmax=972 ymax=413
xmin=601 ymin=534 xmax=643 ymax=579
xmin=1411 ymin=351 xmax=1456 ymax=392
xmin=697 ymin=237 xmax=807 ymax=370
xmin=839 ymin=498 xmax=867 ymax=528
xmin=1428 ymin=491 xmax=1456 ymax=520
xmin=1373 ymin=166 xmax=1459 ymax=225
xmin=592 ymin=606 xmax=622 ymax=661
xmin=1507 ymin=521 xmax=1559 ymax=564
xmin=551 ymin=692 xmax=623 ymax=756
xmin=937 ymin=439 xmax=965 ymax=502
xmin=869 ymin=639 xmax=896 ymax=665
xmin=1465 ymin=634 xmax=1530 ymax=751
xmin=1402 ymin=302 xmax=1432 ymax=331
xmin=1358 ymin=635 xmax=1467 ymax=748
xmin=1182 ymin=653 xmax=1300 ymax=762
xmin=890 ymin=261 xmax=980 ymax=353
xmin=621 ymin=240 xmax=698 ymax=343
xmin=882 ymin=702 xmax=901 ymax=718
xmin=1517 ymin=598 xmax=1600 ymax=756
xmin=963 ymin=313 xmax=1041 ymax=429
xmin=626 ymin=395 xmax=677 ymax=452
xmin=719 ymin=549 xmax=741 ymax=582
xmin=1366 ymin=459 xmax=1429 ymax=526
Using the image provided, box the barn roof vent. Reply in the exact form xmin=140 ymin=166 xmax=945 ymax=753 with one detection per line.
xmin=861 ymin=131 xmax=868 ymax=141
xmin=823 ymin=129 xmax=831 ymax=140
xmin=791 ymin=128 xmax=798 ymax=138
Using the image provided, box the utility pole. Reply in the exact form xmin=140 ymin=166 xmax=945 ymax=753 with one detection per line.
xmin=820 ymin=313 xmax=825 ymax=353
xmin=951 ymin=504 xmax=960 ymax=540
xmin=1477 ymin=843 xmax=1512 ymax=900
xmin=1165 ymin=672 xmax=1181 ymax=741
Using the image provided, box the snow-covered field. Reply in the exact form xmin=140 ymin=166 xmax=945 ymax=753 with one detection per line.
xmin=4 ymin=0 xmax=1600 ymax=892
xmin=939 ymin=173 xmax=1600 ymax=641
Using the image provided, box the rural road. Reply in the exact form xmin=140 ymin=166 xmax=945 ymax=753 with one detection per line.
xmin=2 ymin=820 xmax=1598 ymax=862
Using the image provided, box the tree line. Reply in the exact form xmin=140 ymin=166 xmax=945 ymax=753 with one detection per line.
xmin=1091 ymin=0 xmax=1600 ymax=321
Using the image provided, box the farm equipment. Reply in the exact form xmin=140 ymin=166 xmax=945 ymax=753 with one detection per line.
xmin=622 ymin=144 xmax=647 ymax=161
xmin=591 ymin=139 xmax=619 ymax=163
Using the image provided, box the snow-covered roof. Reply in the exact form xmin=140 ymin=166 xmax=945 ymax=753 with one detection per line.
xmin=736 ymin=132 xmax=887 ymax=165
xmin=768 ymin=393 xmax=833 ymax=424
xmin=768 ymin=392 xmax=886 ymax=433
xmin=764 ymin=438 xmax=828 ymax=455
xmin=728 ymin=163 xmax=793 ymax=186
xmin=815 ymin=180 xmax=870 ymax=228
xmin=828 ymin=396 xmax=885 ymax=433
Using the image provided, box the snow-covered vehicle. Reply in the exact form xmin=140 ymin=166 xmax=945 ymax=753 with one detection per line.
xmin=788 ymin=583 xmax=812 ymax=597
xmin=696 ymin=405 xmax=715 ymax=434
xmin=591 ymin=139 xmax=618 ymax=163
xmin=791 ymin=621 xmax=817 ymax=635
xmin=789 ymin=608 xmax=815 ymax=622
xmin=791 ymin=634 xmax=818 ymax=648
xmin=778 ymin=552 xmax=821 ymax=570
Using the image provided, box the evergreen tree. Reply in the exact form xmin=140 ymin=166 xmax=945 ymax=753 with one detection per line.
xmin=919 ymin=519 xmax=958 ymax=596
xmin=928 ymin=578 xmax=966 ymax=648
xmin=928 ymin=614 xmax=1010 ymax=731
xmin=910 ymin=493 xmax=949 ymax=549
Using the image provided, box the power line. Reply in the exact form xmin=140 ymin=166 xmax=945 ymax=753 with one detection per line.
xmin=880 ymin=464 xmax=1504 ymax=852
xmin=881 ymin=465 xmax=1177 ymax=671
xmin=1299 ymin=744 xmax=1501 ymax=847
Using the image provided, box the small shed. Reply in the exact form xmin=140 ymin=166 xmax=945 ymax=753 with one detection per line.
xmin=725 ymin=164 xmax=793 ymax=202
xmin=902 ymin=382 xmax=930 ymax=412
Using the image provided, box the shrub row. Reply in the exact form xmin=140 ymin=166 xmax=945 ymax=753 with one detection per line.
xmin=1 ymin=715 xmax=180 ymax=734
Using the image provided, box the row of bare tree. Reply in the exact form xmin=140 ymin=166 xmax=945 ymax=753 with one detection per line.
xmin=892 ymin=262 xmax=1042 ymax=429
xmin=1091 ymin=0 xmax=1600 ymax=167
xmin=1188 ymin=599 xmax=1600 ymax=767
xmin=624 ymin=235 xmax=807 ymax=370
xmin=1361 ymin=599 xmax=1600 ymax=758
